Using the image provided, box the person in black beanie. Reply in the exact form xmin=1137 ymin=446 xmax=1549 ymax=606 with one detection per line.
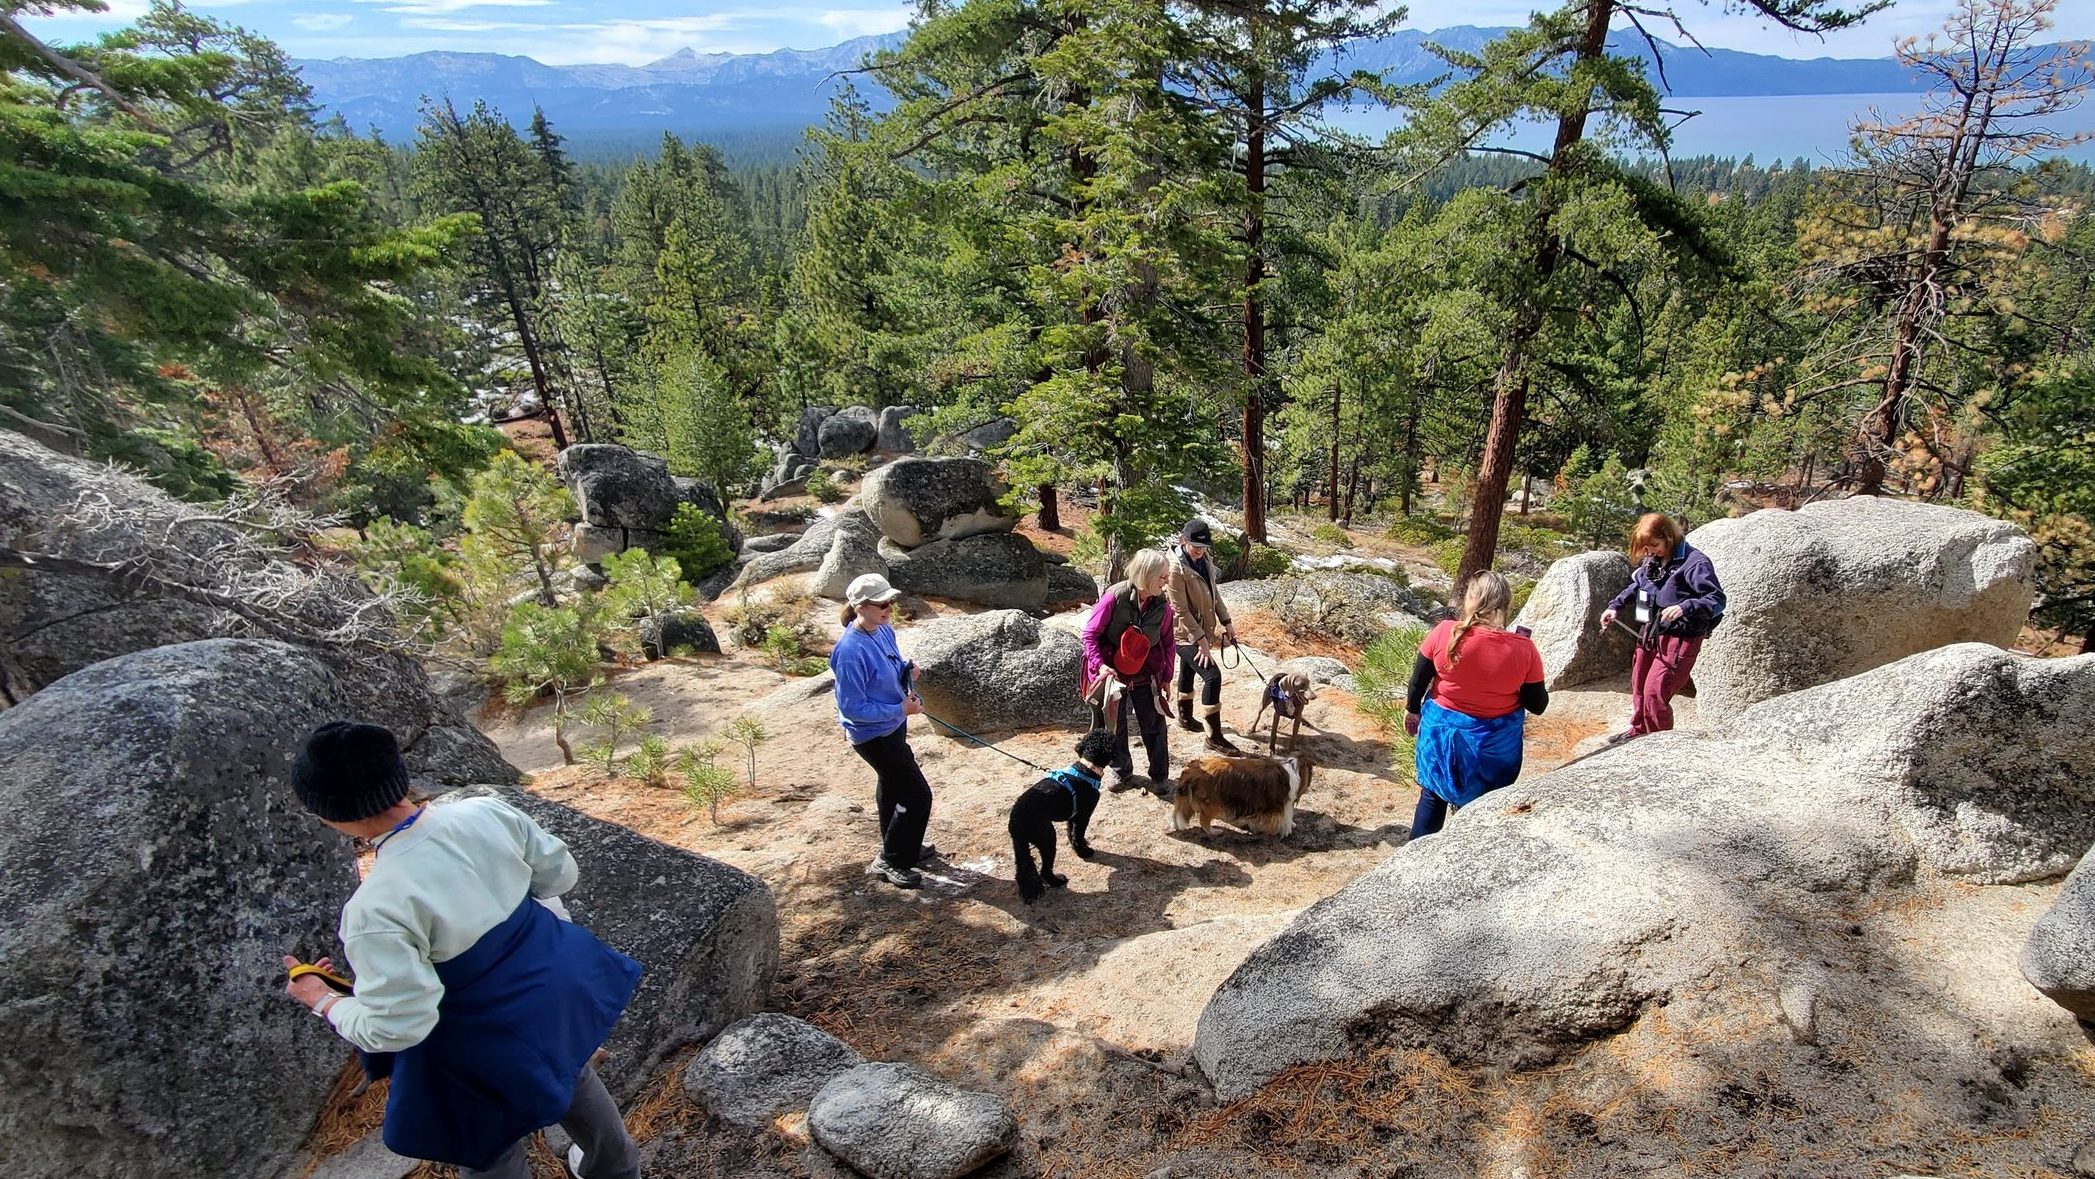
xmin=1167 ymin=519 xmax=1241 ymax=753
xmin=281 ymin=721 xmax=643 ymax=1179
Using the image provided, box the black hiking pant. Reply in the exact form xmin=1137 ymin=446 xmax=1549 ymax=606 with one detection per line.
xmin=851 ymin=724 xmax=933 ymax=870
xmin=1090 ymin=681 xmax=1169 ymax=782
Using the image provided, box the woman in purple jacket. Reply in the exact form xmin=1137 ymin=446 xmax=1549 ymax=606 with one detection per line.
xmin=1600 ymin=513 xmax=1726 ymax=737
xmin=1081 ymin=548 xmax=1176 ymax=792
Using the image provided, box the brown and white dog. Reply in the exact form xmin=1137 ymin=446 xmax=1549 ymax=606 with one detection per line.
xmin=1172 ymin=753 xmax=1314 ymax=838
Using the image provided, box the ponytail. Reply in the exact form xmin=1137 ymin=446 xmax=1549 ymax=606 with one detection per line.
xmin=1446 ymin=571 xmax=1513 ymax=667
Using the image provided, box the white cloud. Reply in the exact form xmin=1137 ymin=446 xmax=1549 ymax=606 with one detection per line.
xmin=814 ymin=6 xmax=911 ymax=40
xmin=370 ymin=0 xmax=556 ymax=13
xmin=292 ymin=12 xmax=355 ymax=30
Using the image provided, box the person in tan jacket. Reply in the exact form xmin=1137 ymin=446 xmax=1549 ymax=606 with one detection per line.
xmin=1168 ymin=519 xmax=1241 ymax=753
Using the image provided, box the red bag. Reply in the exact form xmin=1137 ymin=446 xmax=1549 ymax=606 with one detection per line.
xmin=1113 ymin=626 xmax=1151 ymax=677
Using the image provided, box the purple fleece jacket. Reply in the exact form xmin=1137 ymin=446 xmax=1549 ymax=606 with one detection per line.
xmin=1081 ymin=583 xmax=1176 ymax=687
xmin=1606 ymin=541 xmax=1726 ymax=639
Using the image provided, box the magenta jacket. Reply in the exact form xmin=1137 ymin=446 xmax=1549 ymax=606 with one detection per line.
xmin=1081 ymin=581 xmax=1176 ymax=688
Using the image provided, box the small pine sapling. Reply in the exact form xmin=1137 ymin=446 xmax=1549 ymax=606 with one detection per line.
xmin=629 ymin=734 xmax=670 ymax=787
xmin=576 ymin=692 xmax=654 ymax=777
xmin=674 ymin=739 xmax=738 ymax=824
xmin=723 ymin=714 xmax=769 ymax=792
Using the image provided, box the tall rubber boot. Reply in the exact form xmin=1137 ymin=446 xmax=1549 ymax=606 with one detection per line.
xmin=1203 ymin=709 xmax=1240 ymax=754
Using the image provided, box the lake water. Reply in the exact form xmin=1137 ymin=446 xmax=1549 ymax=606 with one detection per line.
xmin=1327 ymin=92 xmax=2095 ymax=165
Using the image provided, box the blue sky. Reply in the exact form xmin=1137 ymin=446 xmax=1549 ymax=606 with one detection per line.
xmin=24 ymin=0 xmax=2095 ymax=67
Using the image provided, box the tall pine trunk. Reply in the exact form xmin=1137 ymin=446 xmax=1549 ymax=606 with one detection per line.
xmin=1454 ymin=0 xmax=1612 ymax=591
xmin=1241 ymin=57 xmax=1269 ymax=543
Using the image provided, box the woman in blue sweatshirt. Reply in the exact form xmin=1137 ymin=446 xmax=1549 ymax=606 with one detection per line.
xmin=830 ymin=573 xmax=938 ymax=889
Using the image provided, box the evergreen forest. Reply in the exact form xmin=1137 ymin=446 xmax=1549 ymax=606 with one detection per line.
xmin=4 ymin=0 xmax=2091 ymax=652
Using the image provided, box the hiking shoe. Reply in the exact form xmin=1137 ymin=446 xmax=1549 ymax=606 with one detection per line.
xmin=1177 ymin=714 xmax=1202 ymax=733
xmin=566 ymin=1144 xmax=585 ymax=1179
xmin=916 ymin=844 xmax=942 ymax=863
xmin=1107 ymin=773 xmax=1140 ymax=793
xmin=1204 ymin=735 xmax=1242 ymax=754
xmin=870 ymin=859 xmax=922 ymax=889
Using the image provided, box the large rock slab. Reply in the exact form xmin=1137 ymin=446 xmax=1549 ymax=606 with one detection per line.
xmin=0 ymin=640 xmax=360 ymax=1179
xmin=875 ymin=405 xmax=919 ymax=453
xmin=858 ymin=458 xmax=1016 ymax=549
xmin=734 ymin=517 xmax=837 ymax=589
xmin=905 ymin=610 xmax=1090 ymax=734
xmin=883 ymin=532 xmax=1048 ymax=610
xmin=1220 ymin=571 xmax=1434 ymax=648
xmin=492 ymin=789 xmax=779 ymax=1098
xmin=1688 ymin=498 xmax=2036 ymax=723
xmin=1720 ymin=644 xmax=2095 ymax=884
xmin=557 ymin=444 xmax=741 ymax=560
xmin=1047 ymin=562 xmax=1100 ymax=606
xmin=795 ymin=407 xmax=838 ymax=459
xmin=819 ymin=411 xmax=878 ymax=459
xmin=811 ymin=512 xmax=889 ymax=602
xmin=2022 ymin=846 xmax=2095 ymax=1021
xmin=0 ymin=429 xmax=513 ymax=790
xmin=808 ymin=1062 xmax=1016 ymax=1179
xmin=1192 ymin=644 xmax=2095 ymax=1101
xmin=683 ymin=1013 xmax=864 ymax=1130
xmin=1514 ymin=551 xmax=1636 ymax=688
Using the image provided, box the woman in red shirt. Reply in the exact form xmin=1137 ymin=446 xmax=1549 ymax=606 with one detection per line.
xmin=1402 ymin=571 xmax=1548 ymax=839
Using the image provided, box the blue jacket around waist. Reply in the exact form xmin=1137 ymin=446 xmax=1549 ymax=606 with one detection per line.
xmin=364 ymin=897 xmax=641 ymax=1170
xmin=831 ymin=622 xmax=913 ymax=745
xmin=1414 ymin=698 xmax=1527 ymax=807
xmin=1606 ymin=540 xmax=1726 ymax=639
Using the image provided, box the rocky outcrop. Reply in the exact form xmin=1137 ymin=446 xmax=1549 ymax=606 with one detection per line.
xmin=1514 ymin=551 xmax=1636 ymax=688
xmin=883 ymin=532 xmax=1048 ymax=611
xmin=0 ymin=640 xmax=361 ymax=1179
xmin=1047 ymin=562 xmax=1101 ymax=606
xmin=556 ymin=444 xmax=742 ymax=564
xmin=493 ymin=789 xmax=780 ymax=1098
xmin=808 ymin=1063 xmax=1016 ymax=1179
xmin=795 ymin=407 xmax=837 ymax=459
xmin=859 ymin=458 xmax=1016 ymax=549
xmin=1220 ymin=571 xmax=1434 ymax=649
xmin=875 ymin=405 xmax=919 ymax=453
xmin=682 ymin=1014 xmax=864 ymax=1131
xmin=1277 ymin=656 xmax=1351 ymax=687
xmin=818 ymin=411 xmax=878 ymax=459
xmin=811 ymin=512 xmax=888 ymax=602
xmin=0 ymin=429 xmax=513 ymax=789
xmin=1688 ymin=498 xmax=2036 ymax=723
xmin=932 ymin=415 xmax=1018 ymax=456
xmin=639 ymin=610 xmax=720 ymax=659
xmin=734 ymin=517 xmax=837 ymax=589
xmin=2021 ymin=846 xmax=2095 ymax=1022
xmin=906 ymin=610 xmax=1090 ymax=734
xmin=1192 ymin=644 xmax=2095 ymax=1101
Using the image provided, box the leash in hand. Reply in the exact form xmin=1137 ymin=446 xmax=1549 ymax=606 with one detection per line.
xmin=910 ymin=691 xmax=1054 ymax=775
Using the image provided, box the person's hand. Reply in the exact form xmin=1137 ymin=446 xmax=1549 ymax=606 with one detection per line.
xmin=1223 ymin=624 xmax=1237 ymax=647
xmin=1097 ymin=665 xmax=1120 ymax=683
xmin=907 ymin=661 xmax=921 ymax=682
xmin=1195 ymin=639 xmax=1212 ymax=667
xmin=1598 ymin=608 xmax=1617 ymax=632
xmin=903 ymin=697 xmax=924 ymax=716
xmin=1403 ymin=711 xmax=1421 ymax=738
xmin=281 ymin=954 xmax=336 ymax=1011
xmin=1659 ymin=605 xmax=1685 ymax=624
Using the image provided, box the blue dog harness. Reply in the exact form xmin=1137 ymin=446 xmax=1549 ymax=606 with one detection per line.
xmin=1046 ymin=763 xmax=1102 ymax=803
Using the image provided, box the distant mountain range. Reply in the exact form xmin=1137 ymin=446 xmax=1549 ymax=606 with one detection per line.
xmin=291 ymin=25 xmax=1985 ymax=151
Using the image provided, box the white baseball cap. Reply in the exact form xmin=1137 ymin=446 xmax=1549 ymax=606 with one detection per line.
xmin=845 ymin=573 xmax=904 ymax=607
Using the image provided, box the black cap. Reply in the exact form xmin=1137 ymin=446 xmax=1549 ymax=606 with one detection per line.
xmin=291 ymin=721 xmax=410 ymax=822
xmin=1180 ymin=519 xmax=1214 ymax=547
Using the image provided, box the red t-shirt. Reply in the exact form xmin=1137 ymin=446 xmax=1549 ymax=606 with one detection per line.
xmin=1420 ymin=619 xmax=1545 ymax=719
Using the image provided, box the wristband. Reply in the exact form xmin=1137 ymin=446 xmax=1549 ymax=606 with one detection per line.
xmin=311 ymin=995 xmax=339 ymax=1019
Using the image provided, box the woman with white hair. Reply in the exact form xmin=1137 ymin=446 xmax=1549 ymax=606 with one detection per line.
xmin=1080 ymin=548 xmax=1177 ymax=792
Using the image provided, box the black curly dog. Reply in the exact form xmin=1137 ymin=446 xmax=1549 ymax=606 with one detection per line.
xmin=1009 ymin=729 xmax=1119 ymax=903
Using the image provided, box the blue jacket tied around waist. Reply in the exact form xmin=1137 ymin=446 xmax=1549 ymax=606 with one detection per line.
xmin=1414 ymin=698 xmax=1527 ymax=808
xmin=363 ymin=897 xmax=642 ymax=1170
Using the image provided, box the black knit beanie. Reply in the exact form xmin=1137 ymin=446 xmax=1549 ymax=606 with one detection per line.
xmin=291 ymin=721 xmax=410 ymax=822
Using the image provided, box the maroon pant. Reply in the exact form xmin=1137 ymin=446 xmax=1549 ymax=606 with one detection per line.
xmin=1629 ymin=635 xmax=1702 ymax=736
